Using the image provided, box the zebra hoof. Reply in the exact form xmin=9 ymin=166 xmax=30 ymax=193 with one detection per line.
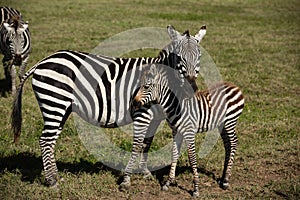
xmin=217 ymin=178 xmax=230 ymax=190
xmin=49 ymin=181 xmax=59 ymax=191
xmin=143 ymin=171 xmax=153 ymax=180
xmin=162 ymin=184 xmax=169 ymax=191
xmin=192 ymin=190 xmax=200 ymax=198
xmin=119 ymin=181 xmax=131 ymax=191
xmin=220 ymin=182 xmax=230 ymax=190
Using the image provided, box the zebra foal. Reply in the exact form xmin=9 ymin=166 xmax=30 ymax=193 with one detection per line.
xmin=0 ymin=6 xmax=31 ymax=95
xmin=132 ymin=64 xmax=244 ymax=197
xmin=11 ymin=25 xmax=207 ymax=187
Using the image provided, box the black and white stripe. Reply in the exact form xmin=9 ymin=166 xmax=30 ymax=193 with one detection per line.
xmin=133 ymin=64 xmax=244 ymax=197
xmin=0 ymin=6 xmax=31 ymax=95
xmin=11 ymin=25 xmax=206 ymax=187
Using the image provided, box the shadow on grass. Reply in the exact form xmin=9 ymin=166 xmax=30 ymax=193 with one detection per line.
xmin=0 ymin=152 xmax=122 ymax=184
xmin=0 ymin=151 xmax=218 ymax=194
xmin=149 ymin=165 xmax=218 ymax=195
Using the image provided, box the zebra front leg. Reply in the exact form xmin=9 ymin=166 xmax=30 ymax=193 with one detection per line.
xmin=120 ymin=120 xmax=148 ymax=191
xmin=185 ymin=135 xmax=200 ymax=197
xmin=162 ymin=132 xmax=183 ymax=191
xmin=120 ymin=136 xmax=145 ymax=191
xmin=10 ymin=64 xmax=17 ymax=95
xmin=3 ymin=59 xmax=12 ymax=92
xmin=218 ymin=128 xmax=238 ymax=190
xmin=39 ymin=129 xmax=62 ymax=187
xmin=139 ymin=136 xmax=154 ymax=179
xmin=18 ymin=56 xmax=29 ymax=79
xmin=138 ymin=119 xmax=162 ymax=178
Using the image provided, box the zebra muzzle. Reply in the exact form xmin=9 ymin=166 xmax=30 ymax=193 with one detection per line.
xmin=132 ymin=97 xmax=143 ymax=109
xmin=187 ymin=76 xmax=198 ymax=92
xmin=13 ymin=54 xmax=22 ymax=65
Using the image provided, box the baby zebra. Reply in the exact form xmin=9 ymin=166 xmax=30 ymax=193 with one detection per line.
xmin=132 ymin=64 xmax=244 ymax=197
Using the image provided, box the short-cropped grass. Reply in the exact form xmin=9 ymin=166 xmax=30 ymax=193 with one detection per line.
xmin=0 ymin=0 xmax=299 ymax=199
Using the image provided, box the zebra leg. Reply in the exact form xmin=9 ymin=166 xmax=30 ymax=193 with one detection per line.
xmin=185 ymin=135 xmax=200 ymax=197
xmin=18 ymin=55 xmax=29 ymax=79
xmin=10 ymin=64 xmax=17 ymax=95
xmin=120 ymin=120 xmax=148 ymax=191
xmin=138 ymin=119 xmax=162 ymax=178
xmin=162 ymin=132 xmax=183 ymax=191
xmin=218 ymin=127 xmax=238 ymax=190
xmin=3 ymin=59 xmax=12 ymax=92
xmin=39 ymin=128 xmax=62 ymax=187
xmin=139 ymin=136 xmax=154 ymax=178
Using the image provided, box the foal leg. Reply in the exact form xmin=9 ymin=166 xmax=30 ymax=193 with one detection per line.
xmin=185 ymin=135 xmax=200 ymax=197
xmin=218 ymin=126 xmax=238 ymax=190
xmin=162 ymin=132 xmax=183 ymax=191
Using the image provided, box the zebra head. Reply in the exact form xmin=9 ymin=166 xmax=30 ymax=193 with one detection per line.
xmin=163 ymin=25 xmax=206 ymax=92
xmin=3 ymin=16 xmax=28 ymax=65
xmin=133 ymin=64 xmax=194 ymax=109
xmin=133 ymin=64 xmax=160 ymax=108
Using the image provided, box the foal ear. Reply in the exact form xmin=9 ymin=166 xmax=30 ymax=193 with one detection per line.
xmin=149 ymin=64 xmax=158 ymax=76
xmin=195 ymin=25 xmax=206 ymax=43
xmin=167 ymin=25 xmax=181 ymax=41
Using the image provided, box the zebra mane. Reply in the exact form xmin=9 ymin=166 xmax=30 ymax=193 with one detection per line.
xmin=183 ymin=30 xmax=190 ymax=37
xmin=9 ymin=15 xmax=22 ymax=30
xmin=147 ymin=64 xmax=194 ymax=99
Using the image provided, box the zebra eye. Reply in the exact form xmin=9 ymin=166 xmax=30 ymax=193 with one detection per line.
xmin=143 ymin=84 xmax=150 ymax=89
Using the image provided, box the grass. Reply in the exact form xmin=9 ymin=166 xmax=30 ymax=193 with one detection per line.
xmin=0 ymin=0 xmax=299 ymax=199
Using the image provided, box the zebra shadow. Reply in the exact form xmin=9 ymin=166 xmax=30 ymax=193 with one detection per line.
xmin=149 ymin=165 xmax=218 ymax=195
xmin=0 ymin=152 xmax=122 ymax=184
xmin=0 ymin=152 xmax=217 ymax=194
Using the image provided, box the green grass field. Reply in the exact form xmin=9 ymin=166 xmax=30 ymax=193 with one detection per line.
xmin=0 ymin=0 xmax=299 ymax=199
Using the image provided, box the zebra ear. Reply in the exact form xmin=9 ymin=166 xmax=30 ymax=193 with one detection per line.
xmin=195 ymin=25 xmax=206 ymax=43
xmin=167 ymin=25 xmax=181 ymax=41
xmin=19 ymin=23 xmax=28 ymax=32
xmin=3 ymin=22 xmax=13 ymax=32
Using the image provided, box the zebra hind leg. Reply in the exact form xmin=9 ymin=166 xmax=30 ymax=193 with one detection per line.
xmin=218 ymin=126 xmax=238 ymax=190
xmin=39 ymin=128 xmax=63 ymax=188
xmin=39 ymin=106 xmax=71 ymax=187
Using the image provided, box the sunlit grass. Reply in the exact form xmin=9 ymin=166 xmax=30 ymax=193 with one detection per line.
xmin=0 ymin=0 xmax=299 ymax=199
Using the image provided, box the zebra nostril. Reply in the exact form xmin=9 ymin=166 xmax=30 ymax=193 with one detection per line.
xmin=132 ymin=98 xmax=142 ymax=108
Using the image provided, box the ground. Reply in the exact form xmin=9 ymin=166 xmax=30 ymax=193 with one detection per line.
xmin=0 ymin=0 xmax=299 ymax=199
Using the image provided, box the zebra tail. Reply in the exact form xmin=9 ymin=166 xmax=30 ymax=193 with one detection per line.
xmin=11 ymin=64 xmax=37 ymax=144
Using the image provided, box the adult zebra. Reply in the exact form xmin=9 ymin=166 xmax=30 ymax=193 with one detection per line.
xmin=11 ymin=25 xmax=206 ymax=187
xmin=132 ymin=64 xmax=244 ymax=197
xmin=0 ymin=6 xmax=31 ymax=95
